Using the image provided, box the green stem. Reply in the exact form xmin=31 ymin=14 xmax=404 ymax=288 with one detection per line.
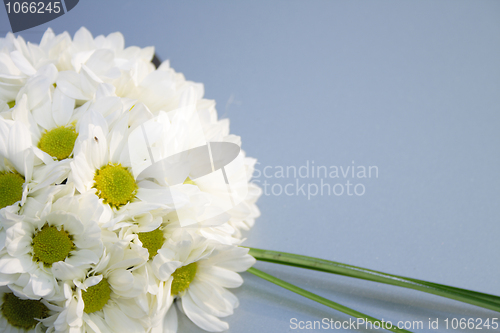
xmin=246 ymin=247 xmax=500 ymax=313
xmin=247 ymin=267 xmax=413 ymax=333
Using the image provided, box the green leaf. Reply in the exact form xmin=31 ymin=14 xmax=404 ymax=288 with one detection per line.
xmin=247 ymin=267 xmax=413 ymax=333
xmin=246 ymin=247 xmax=500 ymax=312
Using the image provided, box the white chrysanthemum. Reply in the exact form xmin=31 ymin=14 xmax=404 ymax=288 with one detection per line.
xmin=0 ymin=29 xmax=71 ymax=106
xmin=0 ymin=116 xmax=66 ymax=216
xmin=64 ymin=27 xmax=154 ymax=75
xmin=69 ymin=107 xmax=175 ymax=224
xmin=0 ymin=286 xmax=62 ymax=333
xmin=0 ymin=191 xmax=104 ymax=299
xmin=55 ymin=27 xmax=155 ymax=104
xmin=148 ymin=233 xmax=255 ymax=332
xmin=11 ymin=85 xmax=79 ymax=164
xmin=69 ymin=99 xmax=218 ymax=226
xmin=52 ymin=241 xmax=149 ymax=333
xmin=0 ymin=26 xmax=154 ymax=109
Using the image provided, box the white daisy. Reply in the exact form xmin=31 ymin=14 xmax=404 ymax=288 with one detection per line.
xmin=53 ymin=240 xmax=149 ymax=333
xmin=56 ymin=27 xmax=155 ymax=104
xmin=69 ymin=102 xmax=209 ymax=226
xmin=0 ymin=286 xmax=61 ymax=333
xmin=66 ymin=27 xmax=154 ymax=75
xmin=149 ymin=233 xmax=255 ymax=332
xmin=113 ymin=60 xmax=198 ymax=115
xmin=0 ymin=29 xmax=71 ymax=106
xmin=0 ymin=192 xmax=104 ymax=299
xmin=0 ymin=116 xmax=60 ymax=215
xmin=70 ymin=109 xmax=157 ymax=224
xmin=11 ymin=85 xmax=78 ymax=163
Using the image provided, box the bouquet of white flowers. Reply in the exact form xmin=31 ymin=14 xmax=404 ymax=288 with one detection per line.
xmin=0 ymin=27 xmax=498 ymax=333
xmin=0 ymin=27 xmax=261 ymax=333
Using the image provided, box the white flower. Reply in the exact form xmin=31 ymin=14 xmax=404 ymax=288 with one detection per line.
xmin=0 ymin=192 xmax=104 ymax=299
xmin=69 ymin=107 xmax=182 ymax=225
xmin=0 ymin=286 xmax=61 ymax=333
xmin=113 ymin=60 xmax=199 ymax=115
xmin=0 ymin=116 xmax=64 ymax=216
xmin=6 ymin=82 xmax=82 ymax=191
xmin=56 ymin=27 xmax=155 ymax=104
xmin=11 ymin=86 xmax=77 ymax=163
xmin=53 ymin=241 xmax=149 ymax=333
xmin=149 ymin=233 xmax=255 ymax=332
xmin=0 ymin=29 xmax=70 ymax=106
xmin=69 ymin=100 xmax=217 ymax=226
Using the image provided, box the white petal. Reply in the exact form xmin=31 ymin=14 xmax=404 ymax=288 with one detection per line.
xmin=10 ymin=95 xmax=41 ymax=142
xmin=10 ymin=50 xmax=36 ymax=76
xmin=69 ymin=153 xmax=94 ymax=193
xmin=56 ymin=71 xmax=88 ymax=100
xmin=52 ymin=88 xmax=75 ymax=127
xmin=51 ymin=261 xmax=86 ymax=281
xmin=84 ymin=312 xmax=109 ymax=333
xmin=67 ymin=249 xmax=99 ymax=266
xmin=163 ymin=305 xmax=178 ymax=333
xmin=73 ymin=27 xmax=95 ymax=51
xmin=79 ymin=65 xmax=101 ymax=95
xmin=32 ymin=99 xmax=56 ymax=130
xmin=198 ymin=266 xmax=243 ymax=289
xmin=29 ymin=272 xmax=54 ymax=297
xmin=85 ymin=110 xmax=108 ymax=169
xmin=7 ymin=120 xmax=31 ymax=175
xmin=103 ymin=305 xmax=145 ymax=333
xmin=207 ymin=246 xmax=256 ymax=272
xmin=83 ymin=275 xmax=102 ymax=289
xmin=0 ymin=256 xmax=33 ymax=273
xmin=181 ymin=293 xmax=229 ymax=332
xmin=5 ymin=234 xmax=31 ymax=256
xmin=105 ymin=32 xmax=124 ymax=51
xmin=95 ymin=83 xmax=115 ymax=99
xmin=107 ymin=269 xmax=133 ymax=292
xmin=187 ymin=281 xmax=233 ymax=317
xmin=71 ymin=50 xmax=94 ymax=73
xmin=108 ymin=114 xmax=128 ymax=164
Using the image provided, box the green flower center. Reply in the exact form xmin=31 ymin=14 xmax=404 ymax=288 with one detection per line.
xmin=7 ymin=101 xmax=16 ymax=108
xmin=171 ymin=262 xmax=197 ymax=296
xmin=1 ymin=292 xmax=49 ymax=330
xmin=0 ymin=172 xmax=24 ymax=209
xmin=92 ymin=164 xmax=138 ymax=208
xmin=32 ymin=224 xmax=75 ymax=266
xmin=183 ymin=177 xmax=196 ymax=185
xmin=138 ymin=228 xmax=164 ymax=260
xmin=82 ymin=278 xmax=112 ymax=314
xmin=38 ymin=127 xmax=78 ymax=160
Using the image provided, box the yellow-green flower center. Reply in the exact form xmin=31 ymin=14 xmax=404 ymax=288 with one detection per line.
xmin=1 ymin=292 xmax=49 ymax=330
xmin=7 ymin=101 xmax=16 ymax=108
xmin=183 ymin=177 xmax=196 ymax=185
xmin=38 ymin=127 xmax=78 ymax=160
xmin=171 ymin=262 xmax=197 ymax=296
xmin=32 ymin=224 xmax=75 ymax=266
xmin=82 ymin=278 xmax=111 ymax=314
xmin=0 ymin=172 xmax=24 ymax=209
xmin=92 ymin=164 xmax=138 ymax=208
xmin=138 ymin=228 xmax=164 ymax=259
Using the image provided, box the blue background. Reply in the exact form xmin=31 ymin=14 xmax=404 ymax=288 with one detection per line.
xmin=1 ymin=1 xmax=499 ymax=332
